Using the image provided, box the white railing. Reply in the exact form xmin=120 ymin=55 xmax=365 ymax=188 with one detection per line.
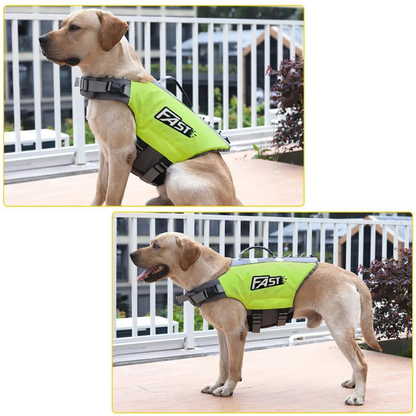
xmin=4 ymin=11 xmax=303 ymax=177
xmin=113 ymin=213 xmax=412 ymax=358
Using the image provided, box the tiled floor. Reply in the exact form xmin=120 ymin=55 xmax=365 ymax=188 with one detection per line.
xmin=113 ymin=341 xmax=412 ymax=413
xmin=4 ymin=150 xmax=303 ymax=206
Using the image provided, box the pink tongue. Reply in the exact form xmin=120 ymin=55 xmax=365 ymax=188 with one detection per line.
xmin=137 ymin=266 xmax=160 ymax=282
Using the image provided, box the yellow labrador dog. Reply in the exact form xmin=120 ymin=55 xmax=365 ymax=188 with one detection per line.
xmin=130 ymin=232 xmax=382 ymax=406
xmin=39 ymin=9 xmax=241 ymax=206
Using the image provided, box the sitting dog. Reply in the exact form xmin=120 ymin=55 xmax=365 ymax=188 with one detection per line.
xmin=39 ymin=9 xmax=241 ymax=206
xmin=130 ymin=232 xmax=382 ymax=406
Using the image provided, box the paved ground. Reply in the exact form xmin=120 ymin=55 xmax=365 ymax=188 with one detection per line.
xmin=112 ymin=341 xmax=412 ymax=413
xmin=4 ymin=151 xmax=303 ymax=206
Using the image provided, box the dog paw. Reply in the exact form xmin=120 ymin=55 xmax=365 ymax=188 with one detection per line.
xmin=201 ymin=382 xmax=224 ymax=394
xmin=345 ymin=394 xmax=364 ymax=406
xmin=341 ymin=379 xmax=356 ymax=388
xmin=212 ymin=386 xmax=234 ymax=397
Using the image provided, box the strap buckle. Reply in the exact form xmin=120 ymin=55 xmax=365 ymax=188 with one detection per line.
xmin=106 ymin=80 xmax=130 ymax=96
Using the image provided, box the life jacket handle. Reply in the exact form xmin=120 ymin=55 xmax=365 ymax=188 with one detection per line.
xmin=238 ymin=246 xmax=275 ymax=259
xmin=158 ymin=75 xmax=194 ymax=110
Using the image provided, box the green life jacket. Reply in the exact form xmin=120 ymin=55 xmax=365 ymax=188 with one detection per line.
xmin=176 ymin=254 xmax=318 ymax=333
xmin=76 ymin=77 xmax=230 ymax=186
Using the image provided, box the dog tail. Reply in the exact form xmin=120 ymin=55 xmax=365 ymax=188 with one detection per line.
xmin=356 ymin=278 xmax=382 ymax=352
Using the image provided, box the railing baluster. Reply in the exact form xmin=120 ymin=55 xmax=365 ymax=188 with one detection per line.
xmin=237 ymin=24 xmax=243 ymax=129
xmin=208 ymin=22 xmax=214 ymax=124
xmin=346 ymin=223 xmax=352 ymax=271
xmin=306 ymin=222 xmax=312 ymax=256
xmin=264 ymin=24 xmax=271 ymax=126
xmin=32 ymin=19 xmax=42 ymax=151
xmin=320 ymin=222 xmax=325 ymax=262
xmin=290 ymin=24 xmax=296 ymax=59
xmin=234 ymin=218 xmax=241 ymax=258
xmin=113 ymin=216 xmax=118 ymax=339
xmin=52 ymin=20 xmax=62 ymax=148
xmin=144 ymin=21 xmax=151 ymax=71
xmin=160 ymin=21 xmax=166 ymax=80
xmin=203 ymin=218 xmax=210 ymax=331
xmin=292 ymin=221 xmax=298 ymax=257
xmin=249 ymin=220 xmax=255 ymax=258
xmin=333 ymin=223 xmax=338 ymax=265
xmin=222 ymin=23 xmax=229 ymax=130
xmin=71 ymin=66 xmax=86 ymax=163
xmin=183 ymin=215 xmax=195 ymax=347
xmin=11 ymin=19 xmax=21 ymax=152
xmin=394 ymin=225 xmax=399 ymax=260
xmin=129 ymin=218 xmax=138 ymax=339
xmin=262 ymin=221 xmax=269 ymax=257
xmin=167 ymin=218 xmax=174 ymax=334
xmin=192 ymin=22 xmax=199 ymax=113
xmin=382 ymin=225 xmax=387 ymax=259
xmin=219 ymin=219 xmax=226 ymax=256
xmin=278 ymin=221 xmax=283 ymax=257
xmin=404 ymin=225 xmax=410 ymax=249
xmin=251 ymin=23 xmax=257 ymax=128
xmin=370 ymin=224 xmax=376 ymax=261
xmin=129 ymin=20 xmax=136 ymax=50
xmin=176 ymin=22 xmax=182 ymax=101
xmin=149 ymin=218 xmax=156 ymax=336
xmin=358 ymin=224 xmax=364 ymax=277
xmin=277 ymin=24 xmax=283 ymax=70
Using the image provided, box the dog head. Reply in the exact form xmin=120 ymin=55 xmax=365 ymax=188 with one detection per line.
xmin=39 ymin=9 xmax=128 ymax=66
xmin=130 ymin=232 xmax=202 ymax=285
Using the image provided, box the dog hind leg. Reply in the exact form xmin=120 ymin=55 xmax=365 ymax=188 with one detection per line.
xmin=146 ymin=185 xmax=174 ymax=206
xmin=324 ymin=306 xmax=367 ymax=405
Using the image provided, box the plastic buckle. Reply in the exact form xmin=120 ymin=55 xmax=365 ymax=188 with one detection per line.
xmin=81 ymin=78 xmax=89 ymax=91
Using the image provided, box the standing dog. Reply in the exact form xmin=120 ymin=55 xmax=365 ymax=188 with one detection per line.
xmin=39 ymin=9 xmax=241 ymax=206
xmin=130 ymin=232 xmax=382 ymax=406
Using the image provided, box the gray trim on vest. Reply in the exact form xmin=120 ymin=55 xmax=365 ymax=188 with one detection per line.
xmin=231 ymin=256 xmax=318 ymax=267
xmin=175 ymin=279 xmax=226 ymax=307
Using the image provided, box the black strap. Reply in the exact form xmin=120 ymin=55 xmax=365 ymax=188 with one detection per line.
xmin=175 ymin=279 xmax=226 ymax=307
xmin=238 ymin=246 xmax=275 ymax=259
xmin=159 ymin=76 xmax=193 ymax=109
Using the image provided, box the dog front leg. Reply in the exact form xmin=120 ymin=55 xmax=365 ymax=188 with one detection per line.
xmin=105 ymin=146 xmax=135 ymax=206
xmin=201 ymin=329 xmax=229 ymax=394
xmin=212 ymin=328 xmax=247 ymax=397
xmin=91 ymin=150 xmax=109 ymax=206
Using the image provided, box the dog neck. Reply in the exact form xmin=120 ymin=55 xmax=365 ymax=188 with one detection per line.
xmin=79 ymin=37 xmax=154 ymax=82
xmin=176 ymin=249 xmax=232 ymax=292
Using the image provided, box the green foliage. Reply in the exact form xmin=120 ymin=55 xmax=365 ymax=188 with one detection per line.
xmin=59 ymin=118 xmax=95 ymax=145
xmin=197 ymin=6 xmax=303 ymax=21
xmin=152 ymin=62 xmax=237 ymax=75
xmin=214 ymin=87 xmax=264 ymax=129
xmin=252 ymin=144 xmax=273 ymax=160
xmin=116 ymin=309 xmax=126 ymax=319
xmin=154 ymin=305 xmax=213 ymax=332
xmin=4 ymin=122 xmax=22 ymax=132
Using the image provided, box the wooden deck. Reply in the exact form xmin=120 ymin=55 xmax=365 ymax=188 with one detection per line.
xmin=113 ymin=341 xmax=412 ymax=413
xmin=4 ymin=150 xmax=303 ymax=206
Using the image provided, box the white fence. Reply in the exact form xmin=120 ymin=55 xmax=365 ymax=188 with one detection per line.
xmin=4 ymin=10 xmax=303 ymax=176
xmin=113 ymin=213 xmax=412 ymax=359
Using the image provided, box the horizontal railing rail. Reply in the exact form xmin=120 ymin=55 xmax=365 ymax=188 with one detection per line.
xmin=4 ymin=11 xmax=303 ymax=177
xmin=113 ymin=213 xmax=412 ymax=356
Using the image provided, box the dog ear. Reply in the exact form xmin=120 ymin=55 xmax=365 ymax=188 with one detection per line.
xmin=96 ymin=11 xmax=128 ymax=52
xmin=177 ymin=237 xmax=202 ymax=271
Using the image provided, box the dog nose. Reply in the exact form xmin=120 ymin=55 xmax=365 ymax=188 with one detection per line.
xmin=130 ymin=252 xmax=137 ymax=263
xmin=39 ymin=35 xmax=48 ymax=45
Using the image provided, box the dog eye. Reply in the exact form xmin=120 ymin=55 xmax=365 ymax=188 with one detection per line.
xmin=69 ymin=24 xmax=80 ymax=32
xmin=153 ymin=242 xmax=160 ymax=250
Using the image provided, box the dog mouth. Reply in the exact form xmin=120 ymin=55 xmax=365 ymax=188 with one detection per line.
xmin=137 ymin=265 xmax=169 ymax=283
xmin=41 ymin=51 xmax=80 ymax=66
